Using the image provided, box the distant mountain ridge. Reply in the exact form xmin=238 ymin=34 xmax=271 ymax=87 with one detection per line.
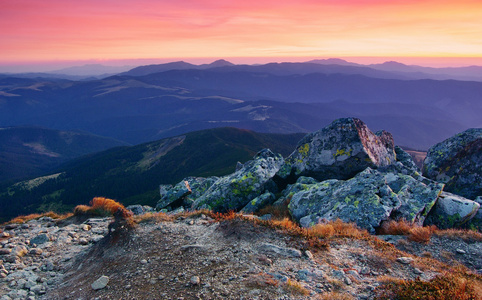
xmin=0 ymin=65 xmax=479 ymax=150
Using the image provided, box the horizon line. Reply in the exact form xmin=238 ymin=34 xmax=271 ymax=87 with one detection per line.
xmin=2 ymin=56 xmax=482 ymax=73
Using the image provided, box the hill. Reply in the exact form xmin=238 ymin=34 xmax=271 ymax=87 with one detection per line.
xmin=0 ymin=126 xmax=129 ymax=185
xmin=0 ymin=128 xmax=304 ymax=222
xmin=0 ymin=69 xmax=477 ymax=150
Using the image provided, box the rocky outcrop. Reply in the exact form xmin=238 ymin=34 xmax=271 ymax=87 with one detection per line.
xmin=156 ymin=177 xmax=218 ymax=211
xmin=192 ymin=149 xmax=284 ymax=212
xmin=275 ymin=118 xmax=396 ymax=185
xmin=425 ymin=192 xmax=480 ymax=229
xmin=240 ymin=192 xmax=276 ymax=214
xmin=423 ymin=128 xmax=482 ymax=200
xmin=288 ymin=168 xmax=444 ymax=233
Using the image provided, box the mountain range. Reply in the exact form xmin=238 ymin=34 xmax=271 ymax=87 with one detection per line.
xmin=1 ymin=60 xmax=480 ymax=151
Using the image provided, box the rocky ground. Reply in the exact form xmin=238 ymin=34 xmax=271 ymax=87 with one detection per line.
xmin=1 ymin=213 xmax=482 ymax=300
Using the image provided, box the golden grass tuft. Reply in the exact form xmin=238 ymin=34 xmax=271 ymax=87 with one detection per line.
xmin=133 ymin=212 xmax=174 ymax=224
xmin=379 ymin=219 xmax=413 ymax=235
xmin=407 ymin=225 xmax=436 ymax=244
xmin=244 ymin=272 xmax=279 ymax=289
xmin=316 ymin=291 xmax=355 ymax=300
xmin=6 ymin=211 xmax=73 ymax=225
xmin=283 ymin=279 xmax=310 ymax=296
xmin=379 ymin=219 xmax=437 ymax=244
xmin=74 ymin=197 xmax=131 ymax=218
xmin=375 ymin=272 xmax=482 ymax=300
xmin=435 ymin=228 xmax=482 ymax=243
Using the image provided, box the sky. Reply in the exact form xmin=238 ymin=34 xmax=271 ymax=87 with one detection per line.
xmin=1 ymin=0 xmax=482 ymax=71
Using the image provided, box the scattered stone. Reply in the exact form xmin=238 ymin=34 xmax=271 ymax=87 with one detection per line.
xmin=91 ymin=275 xmax=109 ymax=290
xmin=396 ymin=257 xmax=414 ymax=264
xmin=0 ymin=248 xmax=12 ymax=255
xmin=258 ymin=243 xmax=302 ymax=258
xmin=140 ymin=259 xmax=148 ymax=264
xmin=456 ymin=249 xmax=466 ymax=255
xmin=78 ymin=238 xmax=89 ymax=245
xmin=0 ymin=232 xmax=10 ymax=238
xmin=304 ymin=250 xmax=314 ymax=260
xmin=190 ymin=276 xmax=200 ymax=285
xmin=30 ymin=234 xmax=49 ymax=245
xmin=413 ymin=268 xmax=424 ymax=275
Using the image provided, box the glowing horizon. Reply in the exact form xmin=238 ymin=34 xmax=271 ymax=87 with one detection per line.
xmin=1 ymin=0 xmax=482 ymax=70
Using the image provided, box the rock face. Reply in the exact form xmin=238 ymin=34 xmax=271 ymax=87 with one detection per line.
xmin=423 ymin=128 xmax=482 ymax=200
xmin=275 ymin=118 xmax=396 ymax=184
xmin=156 ymin=177 xmax=218 ymax=211
xmin=425 ymin=192 xmax=480 ymax=229
xmin=192 ymin=149 xmax=284 ymax=212
xmin=288 ymin=168 xmax=443 ymax=233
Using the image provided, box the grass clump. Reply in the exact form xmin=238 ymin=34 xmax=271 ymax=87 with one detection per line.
xmin=379 ymin=219 xmax=436 ymax=244
xmin=283 ymin=279 xmax=310 ymax=296
xmin=376 ymin=272 xmax=482 ymax=300
xmin=6 ymin=211 xmax=73 ymax=225
xmin=434 ymin=228 xmax=482 ymax=243
xmin=74 ymin=197 xmax=131 ymax=218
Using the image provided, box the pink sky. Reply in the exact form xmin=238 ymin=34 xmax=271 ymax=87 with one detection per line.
xmin=1 ymin=0 xmax=482 ymax=69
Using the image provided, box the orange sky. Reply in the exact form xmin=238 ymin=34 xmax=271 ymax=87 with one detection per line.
xmin=1 ymin=0 xmax=482 ymax=68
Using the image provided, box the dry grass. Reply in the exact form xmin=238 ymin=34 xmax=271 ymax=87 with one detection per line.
xmin=407 ymin=225 xmax=437 ymax=244
xmin=379 ymin=219 xmax=413 ymax=235
xmin=74 ymin=197 xmax=131 ymax=218
xmin=434 ymin=228 xmax=482 ymax=243
xmin=316 ymin=291 xmax=355 ymax=300
xmin=244 ymin=272 xmax=279 ymax=289
xmin=256 ymin=201 xmax=291 ymax=220
xmin=283 ymin=279 xmax=310 ymax=296
xmin=376 ymin=272 xmax=482 ymax=300
xmin=379 ymin=219 xmax=436 ymax=244
xmin=6 ymin=211 xmax=73 ymax=225
xmin=133 ymin=212 xmax=174 ymax=224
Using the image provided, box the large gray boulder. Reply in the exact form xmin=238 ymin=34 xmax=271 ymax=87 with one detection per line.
xmin=466 ymin=196 xmax=482 ymax=230
xmin=275 ymin=118 xmax=396 ymax=184
xmin=288 ymin=168 xmax=443 ymax=233
xmin=156 ymin=177 xmax=218 ymax=211
xmin=423 ymin=128 xmax=482 ymax=199
xmin=424 ymin=192 xmax=480 ymax=229
xmin=192 ymin=149 xmax=284 ymax=212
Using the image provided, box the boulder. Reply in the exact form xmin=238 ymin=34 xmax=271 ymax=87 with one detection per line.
xmin=30 ymin=234 xmax=50 ymax=245
xmin=156 ymin=177 xmax=218 ymax=211
xmin=466 ymin=196 xmax=482 ymax=230
xmin=275 ymin=118 xmax=396 ymax=185
xmin=193 ymin=149 xmax=284 ymax=212
xmin=288 ymin=168 xmax=443 ymax=233
xmin=424 ymin=192 xmax=480 ymax=229
xmin=126 ymin=205 xmax=146 ymax=215
xmin=423 ymin=128 xmax=482 ymax=199
xmin=240 ymin=192 xmax=276 ymax=213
